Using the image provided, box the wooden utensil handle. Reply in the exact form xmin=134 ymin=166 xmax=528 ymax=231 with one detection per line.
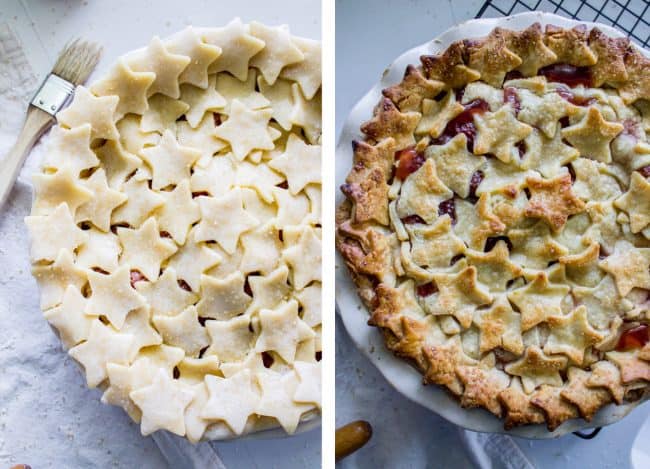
xmin=335 ymin=420 xmax=373 ymax=462
xmin=0 ymin=106 xmax=54 ymax=207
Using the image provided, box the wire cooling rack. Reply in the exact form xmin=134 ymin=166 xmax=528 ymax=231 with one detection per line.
xmin=477 ymin=0 xmax=650 ymax=47
xmin=476 ymin=0 xmax=648 ymax=440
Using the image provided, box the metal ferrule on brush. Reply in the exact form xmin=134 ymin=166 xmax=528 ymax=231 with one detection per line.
xmin=30 ymin=74 xmax=75 ymax=116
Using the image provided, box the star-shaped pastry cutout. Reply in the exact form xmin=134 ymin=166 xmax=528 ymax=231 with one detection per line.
xmin=32 ymin=249 xmax=87 ymax=310
xmin=155 ymin=180 xmax=200 ymax=244
xmin=94 ymin=140 xmax=142 ymax=189
xmin=466 ymin=31 xmax=522 ymax=86
xmin=507 ymin=271 xmax=570 ymax=331
xmin=268 ymin=133 xmax=320 ymax=195
xmin=130 ymin=368 xmax=194 ymax=436
xmin=525 ymin=173 xmax=585 ymax=232
xmin=41 ymin=124 xmax=99 ymax=176
xmin=544 ymin=306 xmax=604 ymax=364
xmin=474 ymin=294 xmax=523 ymax=355
xmin=465 ymin=241 xmax=522 ymax=291
xmin=406 ymin=215 xmax=466 ymax=269
xmin=572 ymin=158 xmax=622 ymax=203
xmin=140 ymin=94 xmax=189 ymax=133
xmin=177 ymin=116 xmax=228 ymax=161
xmin=498 ymin=377 xmax=545 ymax=429
xmin=255 ymin=370 xmax=313 ymax=434
xmin=180 ymin=76 xmax=226 ymax=128
xmin=235 ymin=160 xmax=284 ymax=203
xmin=544 ymin=24 xmax=597 ymax=66
xmin=383 ymin=64 xmax=444 ymax=112
xmin=396 ymin=158 xmax=453 ymax=224
xmin=153 ymin=305 xmax=209 ymax=357
xmin=76 ymin=169 xmax=127 ymax=232
xmin=32 ymin=165 xmax=93 ymax=216
xmin=214 ymin=99 xmax=276 ymax=160
xmin=500 ymin=23 xmax=557 ymax=75
xmin=360 ymin=97 xmax=420 ymax=149
xmin=165 ymin=26 xmax=221 ymax=89
xmin=127 ymin=36 xmax=190 ymax=99
xmin=521 ymin=125 xmax=579 ymax=178
xmin=136 ymin=267 xmax=198 ymax=316
xmin=558 ymin=240 xmax=603 ymax=287
xmin=573 ymin=274 xmax=630 ymax=330
xmin=599 ymin=240 xmax=650 ymax=296
xmin=295 ymin=282 xmax=321 ymax=328
xmin=614 ymin=172 xmax=650 ymax=233
xmin=560 ymin=367 xmax=612 ymax=420
xmin=473 ymin=105 xmax=532 ymax=163
xmin=202 ymin=369 xmax=258 ymax=435
xmin=196 ymin=272 xmax=251 ymax=320
xmin=117 ymin=217 xmax=178 ymax=281
xmin=454 ymin=194 xmax=506 ymax=251
xmin=282 ymin=226 xmax=322 ymax=290
xmin=280 ymin=36 xmax=321 ymax=99
xmin=176 ymin=356 xmax=221 ymax=384
xmin=90 ymin=58 xmax=155 ymax=118
xmin=239 ymin=222 xmax=281 ymax=274
xmin=422 ymin=336 xmax=477 ymax=395
xmin=202 ymin=18 xmax=266 ymax=80
xmin=415 ymin=91 xmax=463 ymax=138
xmin=140 ymin=129 xmax=201 ymax=190
xmin=204 ymin=314 xmax=254 ymax=362
xmin=457 ymin=358 xmax=511 ymax=416
xmin=606 ymin=350 xmax=650 ymax=383
xmin=505 ymin=345 xmax=568 ymax=394
xmin=111 ymin=177 xmax=164 ymax=228
xmin=588 ymin=29 xmax=629 ymax=87
xmin=43 ymin=285 xmax=95 ymax=350
xmin=258 ymin=76 xmax=294 ymax=130
xmin=619 ymin=50 xmax=650 ymax=104
xmin=26 ymin=203 xmax=87 ymax=262
xmin=518 ymin=90 xmax=573 ymax=139
xmin=102 ymin=357 xmax=157 ymax=421
xmin=340 ymin=166 xmax=389 ymax=226
xmin=68 ymin=320 xmax=136 ymax=387
xmin=290 ymin=84 xmax=321 ymax=144
xmin=425 ymin=134 xmax=486 ymax=197
xmin=349 ymin=138 xmax=396 ymax=181
xmin=255 ymin=300 xmax=314 ymax=363
xmin=85 ymin=265 xmax=147 ymax=329
xmin=249 ymin=22 xmax=304 ymax=85
xmin=57 ymin=86 xmax=119 ymax=141
xmin=245 ymin=265 xmax=292 ymax=315
xmin=508 ymin=221 xmax=568 ymax=269
xmin=293 ymin=361 xmax=321 ymax=408
xmin=181 ymin=381 xmax=213 ymax=443
xmin=190 ymin=154 xmax=235 ymax=199
xmin=530 ymin=384 xmax=579 ymax=431
xmin=166 ymin=229 xmax=222 ymax=291
xmin=215 ymin=70 xmax=270 ymax=113
xmin=420 ymin=41 xmax=481 ymax=88
xmin=588 ymin=361 xmax=625 ymax=404
xmin=273 ymin=186 xmax=310 ymax=226
xmin=561 ymin=106 xmax=623 ymax=163
xmin=194 ymin=189 xmax=259 ymax=254
xmin=425 ymin=266 xmax=492 ymax=328
xmin=121 ymin=306 xmax=162 ymax=352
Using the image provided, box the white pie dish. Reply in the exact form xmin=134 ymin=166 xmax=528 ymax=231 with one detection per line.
xmin=335 ymin=10 xmax=650 ymax=439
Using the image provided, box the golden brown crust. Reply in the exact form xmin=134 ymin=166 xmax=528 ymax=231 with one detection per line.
xmin=544 ymin=24 xmax=597 ymax=67
xmin=382 ymin=65 xmax=445 ymax=112
xmin=420 ymin=41 xmax=481 ymax=89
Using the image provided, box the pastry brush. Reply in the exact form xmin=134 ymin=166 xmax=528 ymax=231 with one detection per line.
xmin=0 ymin=38 xmax=102 ymax=207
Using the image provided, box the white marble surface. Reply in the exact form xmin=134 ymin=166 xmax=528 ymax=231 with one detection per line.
xmin=335 ymin=0 xmax=650 ymax=467
xmin=0 ymin=1 xmax=321 ymax=468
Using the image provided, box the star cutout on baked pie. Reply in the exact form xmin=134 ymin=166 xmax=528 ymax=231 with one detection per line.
xmin=505 ymin=345 xmax=568 ymax=394
xmin=69 ymin=320 xmax=136 ymax=388
xmin=406 ymin=215 xmax=466 ymax=269
xmin=544 ymin=306 xmax=604 ymax=364
xmin=194 ymin=189 xmax=259 ymax=254
xmin=349 ymin=138 xmax=396 ymax=182
xmin=560 ymin=367 xmax=612 ymax=421
xmin=498 ymin=377 xmax=546 ymax=429
xmin=473 ymin=104 xmax=532 ymax=163
xmin=521 ymin=125 xmax=580 ymax=178
xmin=117 ymin=217 xmax=178 ymax=281
xmin=598 ymin=240 xmax=650 ymax=296
xmin=383 ymin=64 xmax=445 ymax=112
xmin=32 ymin=249 xmax=87 ymax=310
xmin=424 ymin=134 xmax=486 ymax=197
xmin=561 ymin=106 xmax=623 ymax=163
xmin=165 ymin=26 xmax=222 ymax=89
xmin=90 ymin=58 xmax=155 ymax=118
xmin=454 ymin=193 xmax=507 ymax=251
xmin=396 ymin=158 xmax=453 ymax=224
xmin=280 ymin=36 xmax=321 ymax=100
xmin=508 ymin=221 xmax=568 ymax=269
xmin=420 ymin=41 xmax=481 ymax=89
xmin=544 ymin=24 xmax=597 ymax=66
xmin=524 ymin=173 xmax=585 ymax=232
xmin=196 ymin=271 xmax=251 ymax=320
xmin=255 ymin=370 xmax=313 ymax=434
xmin=41 ymin=124 xmax=99 ymax=176
xmin=111 ymin=177 xmax=164 ymax=228
xmin=127 ymin=36 xmax=191 ymax=99
xmin=530 ymin=384 xmax=579 ymax=431
xmin=573 ymin=274 xmax=631 ymax=330
xmin=269 ymin=133 xmax=320 ymax=195
xmin=618 ymin=49 xmax=650 ymax=104
xmin=166 ymin=229 xmax=222 ymax=291
xmin=465 ymin=241 xmax=523 ymax=292
xmin=255 ymin=300 xmax=314 ymax=363
xmin=614 ymin=172 xmax=650 ymax=233
xmin=32 ymin=165 xmax=93 ymax=216
xmin=214 ymin=99 xmax=277 ymax=160
xmin=474 ymin=294 xmax=523 ymax=355
xmin=588 ymin=29 xmax=629 ymax=87
xmin=249 ymin=22 xmax=304 ymax=85
xmin=94 ymin=140 xmax=142 ymax=189
xmin=202 ymin=370 xmax=258 ymax=435
xmin=457 ymin=356 xmax=511 ymax=416
xmin=204 ymin=314 xmax=254 ymax=362
xmin=606 ymin=350 xmax=650 ymax=384
xmin=425 ymin=265 xmax=492 ymax=329
xmin=422 ymin=336 xmax=477 ymax=395
xmin=26 ymin=203 xmax=88 ymax=262
xmin=130 ymin=368 xmax=195 ymax=436
xmin=85 ymin=265 xmax=147 ymax=329
xmin=360 ymin=97 xmax=420 ymax=149
xmin=466 ymin=31 xmax=522 ymax=87
xmin=153 ymin=305 xmax=209 ymax=357
xmin=507 ymin=271 xmax=570 ymax=331
xmin=179 ymin=76 xmax=226 ymax=128
xmin=587 ymin=361 xmax=625 ymax=404
xmin=499 ymin=23 xmax=557 ymax=76
xmin=43 ymin=285 xmax=95 ymax=350
xmin=282 ymin=226 xmax=322 ymax=290
xmin=155 ymin=180 xmax=200 ymax=245
xmin=135 ymin=267 xmax=198 ymax=316
xmin=517 ymin=90 xmax=574 ymax=139
xmin=57 ymin=86 xmax=119 ymax=141
xmin=140 ymin=130 xmax=201 ymax=190
xmin=76 ymin=169 xmax=127 ymax=232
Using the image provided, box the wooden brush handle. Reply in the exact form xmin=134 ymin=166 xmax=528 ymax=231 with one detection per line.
xmin=335 ymin=420 xmax=373 ymax=462
xmin=0 ymin=106 xmax=54 ymax=207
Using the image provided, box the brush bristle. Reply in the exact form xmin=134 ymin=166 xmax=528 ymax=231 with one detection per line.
xmin=52 ymin=39 xmax=102 ymax=85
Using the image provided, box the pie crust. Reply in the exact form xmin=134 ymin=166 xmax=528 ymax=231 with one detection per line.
xmin=337 ymin=23 xmax=650 ymax=431
xmin=26 ymin=19 xmax=321 ymax=441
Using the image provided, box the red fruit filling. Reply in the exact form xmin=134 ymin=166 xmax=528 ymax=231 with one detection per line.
xmin=438 ymin=197 xmax=456 ymax=224
xmin=616 ymin=324 xmax=649 ymax=351
xmin=395 ymin=146 xmax=425 ymax=180
xmin=539 ymin=64 xmax=593 ymax=88
xmin=416 ymin=282 xmax=438 ymax=297
xmin=432 ymin=99 xmax=489 ymax=151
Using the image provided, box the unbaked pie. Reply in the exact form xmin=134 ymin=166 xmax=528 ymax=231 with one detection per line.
xmin=26 ymin=19 xmax=321 ymax=442
xmin=337 ymin=23 xmax=650 ymax=431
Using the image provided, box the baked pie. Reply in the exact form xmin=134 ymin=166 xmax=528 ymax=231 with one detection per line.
xmin=26 ymin=19 xmax=321 ymax=441
xmin=337 ymin=23 xmax=650 ymax=431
